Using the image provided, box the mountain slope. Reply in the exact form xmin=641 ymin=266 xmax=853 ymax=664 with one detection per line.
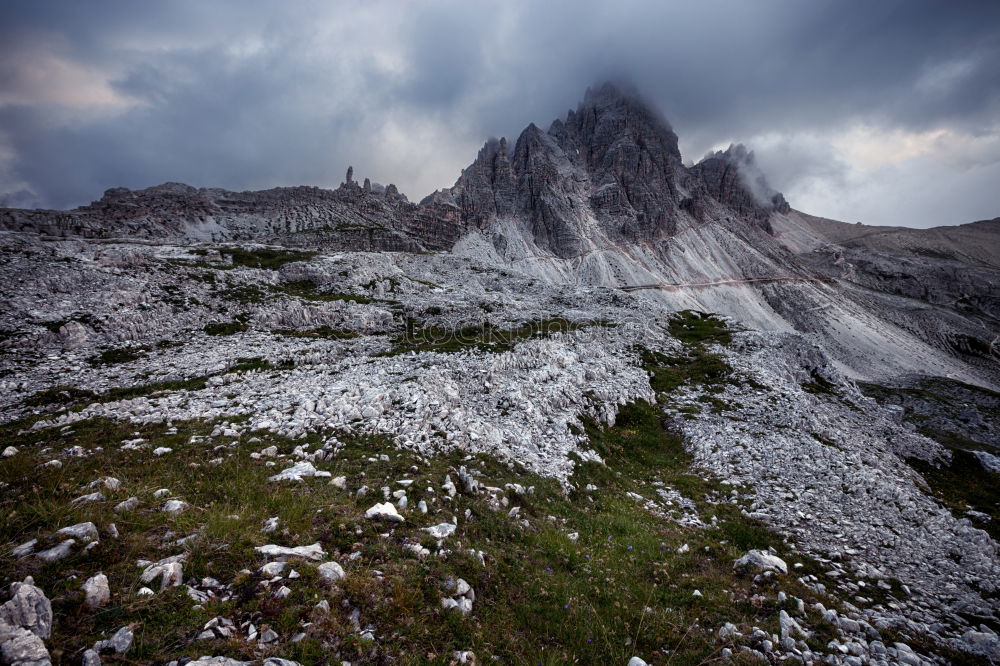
xmin=0 ymin=82 xmax=997 ymax=387
xmin=2 ymin=83 xmax=1000 ymax=664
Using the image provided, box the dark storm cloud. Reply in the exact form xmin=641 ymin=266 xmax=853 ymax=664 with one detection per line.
xmin=1 ymin=0 xmax=999 ymax=226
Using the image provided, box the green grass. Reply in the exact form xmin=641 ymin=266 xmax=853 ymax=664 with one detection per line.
xmin=640 ymin=311 xmax=737 ymax=403
xmin=87 ymin=346 xmax=147 ymax=366
xmin=277 ymin=280 xmax=385 ymax=305
xmin=907 ymin=450 xmax=1000 ymax=542
xmin=383 ymin=318 xmax=594 ymax=356
xmin=221 ymin=248 xmax=318 ymax=270
xmin=204 ymin=321 xmax=249 ymax=336
xmin=22 ymin=360 xmax=285 ymax=414
xmin=0 ymin=401 xmax=842 ymax=665
xmin=2 ymin=306 xmax=913 ymax=663
xmin=667 ymin=310 xmax=733 ymax=346
xmin=39 ymin=314 xmax=98 ymax=334
xmin=801 ymin=371 xmax=837 ymax=396
xmin=23 ymin=385 xmax=99 ymax=408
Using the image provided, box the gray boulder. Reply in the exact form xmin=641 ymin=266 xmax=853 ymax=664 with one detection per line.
xmin=0 ymin=578 xmax=52 ymax=639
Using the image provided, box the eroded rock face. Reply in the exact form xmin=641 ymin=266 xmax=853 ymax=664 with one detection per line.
xmin=0 ymin=181 xmax=442 ymax=252
xmin=0 ymin=620 xmax=51 ymax=666
xmin=689 ymin=143 xmax=789 ymax=232
xmin=0 ymin=578 xmax=53 ymax=666
xmin=0 ymin=578 xmax=52 ymax=640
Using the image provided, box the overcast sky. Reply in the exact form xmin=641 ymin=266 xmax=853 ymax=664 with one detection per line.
xmin=1 ymin=0 xmax=998 ymax=228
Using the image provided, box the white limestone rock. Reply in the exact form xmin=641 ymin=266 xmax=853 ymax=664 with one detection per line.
xmin=268 ymin=461 xmax=331 ymax=482
xmin=114 ymin=497 xmax=140 ymax=513
xmin=317 ymin=561 xmax=345 ymax=583
xmin=424 ymin=523 xmax=456 ymax=539
xmin=0 ymin=620 xmax=51 ymax=666
xmin=0 ymin=577 xmax=52 ymax=639
xmin=83 ymin=574 xmax=110 ymax=610
xmin=364 ymin=502 xmax=404 ymax=523
xmin=57 ymin=522 xmax=99 ymax=543
xmin=254 ymin=543 xmax=326 ymax=562
xmin=36 ymin=540 xmax=75 ymax=563
xmin=162 ymin=500 xmax=188 ymax=515
xmin=734 ymin=550 xmax=788 ymax=575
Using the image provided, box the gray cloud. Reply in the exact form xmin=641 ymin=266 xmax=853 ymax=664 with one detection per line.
xmin=1 ymin=0 xmax=999 ymax=227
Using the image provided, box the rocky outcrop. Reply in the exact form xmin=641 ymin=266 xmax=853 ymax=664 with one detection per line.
xmin=550 ymin=82 xmax=691 ymax=241
xmin=0 ymin=83 xmax=795 ymax=259
xmin=0 ymin=176 xmax=453 ymax=252
xmin=690 ymin=144 xmax=789 ymax=233
xmin=0 ymin=578 xmax=53 ymax=665
xmin=422 ymin=83 xmax=796 ymax=261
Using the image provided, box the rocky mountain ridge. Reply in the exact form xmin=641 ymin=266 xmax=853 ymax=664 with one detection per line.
xmin=1 ymin=82 xmax=999 ymax=664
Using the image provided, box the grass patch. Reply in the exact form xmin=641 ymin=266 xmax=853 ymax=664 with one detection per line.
xmin=23 ymin=385 xmax=99 ymax=408
xmin=277 ymin=280 xmax=383 ymax=305
xmin=204 ymin=321 xmax=249 ymax=336
xmin=907 ymin=450 xmax=1000 ymax=541
xmin=217 ymin=284 xmax=270 ymax=304
xmin=802 ymin=371 xmax=837 ymax=396
xmin=39 ymin=314 xmax=99 ymax=334
xmin=383 ymin=318 xmax=592 ymax=356
xmin=221 ymin=248 xmax=318 ymax=270
xmin=640 ymin=311 xmax=736 ymax=403
xmin=0 ymin=397 xmax=839 ymax=665
xmin=667 ymin=310 xmax=733 ymax=346
xmin=87 ymin=346 xmax=147 ymax=366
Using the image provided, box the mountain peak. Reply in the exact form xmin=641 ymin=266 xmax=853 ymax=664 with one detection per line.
xmin=576 ymin=80 xmax=676 ymax=135
xmin=582 ymin=80 xmax=641 ymax=106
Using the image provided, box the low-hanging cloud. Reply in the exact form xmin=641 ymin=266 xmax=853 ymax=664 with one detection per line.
xmin=1 ymin=0 xmax=999 ymax=227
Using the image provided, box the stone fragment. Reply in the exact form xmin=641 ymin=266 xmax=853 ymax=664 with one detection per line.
xmin=733 ymin=550 xmax=788 ymax=575
xmin=114 ymin=497 xmax=139 ymax=513
xmin=268 ymin=461 xmax=331 ymax=482
xmin=317 ymin=561 xmax=345 ymax=582
xmin=162 ymin=499 xmax=188 ymax=514
xmin=36 ymin=540 xmax=74 ymax=562
xmin=260 ymin=561 xmax=287 ymax=577
xmin=11 ymin=540 xmax=37 ymax=559
xmin=0 ymin=620 xmax=51 ymax=666
xmin=254 ymin=543 xmax=326 ymax=562
xmin=83 ymin=574 xmax=110 ymax=610
xmin=93 ymin=625 xmax=133 ymax=654
xmin=424 ymin=523 xmax=456 ymax=539
xmin=0 ymin=578 xmax=53 ymax=639
xmin=364 ymin=502 xmax=404 ymax=523
xmin=57 ymin=522 xmax=99 ymax=543
xmin=139 ymin=555 xmax=187 ymax=590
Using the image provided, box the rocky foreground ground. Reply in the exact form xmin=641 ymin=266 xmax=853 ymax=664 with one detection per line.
xmin=1 ymin=236 xmax=998 ymax=665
